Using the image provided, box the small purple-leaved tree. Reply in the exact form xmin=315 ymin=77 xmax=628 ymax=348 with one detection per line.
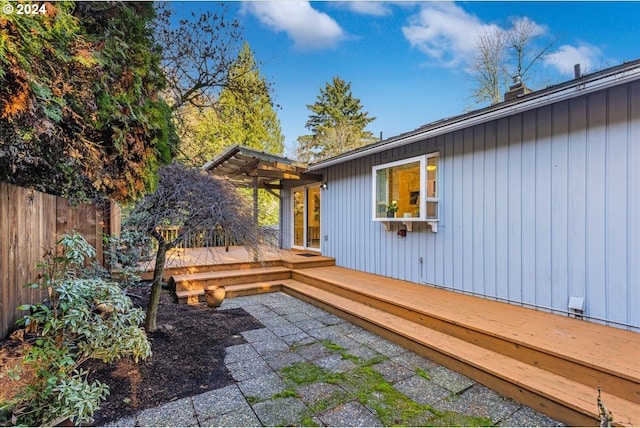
xmin=126 ymin=163 xmax=277 ymax=332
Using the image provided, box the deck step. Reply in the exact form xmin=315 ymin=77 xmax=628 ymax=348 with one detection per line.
xmin=140 ymin=260 xmax=283 ymax=281
xmin=176 ymin=281 xmax=283 ymax=304
xmin=281 ymin=258 xmax=335 ymax=269
xmin=291 ymin=268 xmax=640 ymax=406
xmin=280 ymin=279 xmax=639 ymax=427
xmin=170 ymin=266 xmax=291 ymax=292
xmin=225 ymin=281 xmax=284 ymax=298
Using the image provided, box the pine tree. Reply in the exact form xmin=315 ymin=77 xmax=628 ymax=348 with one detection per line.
xmin=178 ymin=43 xmax=284 ymax=166
xmin=217 ymin=42 xmax=284 ymax=155
xmin=176 ymin=43 xmax=284 ymax=226
xmin=297 ymin=76 xmax=376 ymax=163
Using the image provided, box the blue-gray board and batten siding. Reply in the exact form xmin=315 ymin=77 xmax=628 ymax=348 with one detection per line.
xmin=283 ymin=80 xmax=640 ymax=331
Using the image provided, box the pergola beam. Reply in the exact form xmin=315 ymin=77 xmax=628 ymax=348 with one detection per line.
xmin=203 ymin=145 xmax=321 ymax=188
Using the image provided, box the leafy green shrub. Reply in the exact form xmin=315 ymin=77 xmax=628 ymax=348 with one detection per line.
xmin=0 ymin=232 xmax=151 ymax=426
xmin=91 ymin=229 xmax=152 ymax=289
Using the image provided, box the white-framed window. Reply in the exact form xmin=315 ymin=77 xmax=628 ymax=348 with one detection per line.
xmin=372 ymin=153 xmax=439 ymax=222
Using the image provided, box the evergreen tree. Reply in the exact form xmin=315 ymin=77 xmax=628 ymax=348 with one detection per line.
xmin=297 ymin=76 xmax=376 ymax=163
xmin=176 ymin=43 xmax=284 ymax=226
xmin=221 ymin=43 xmax=285 ymax=226
xmin=175 ymin=101 xmax=227 ymax=168
xmin=0 ymin=2 xmax=176 ymax=202
xmin=178 ymin=43 xmax=284 ymax=166
xmin=218 ymin=42 xmax=284 ymax=155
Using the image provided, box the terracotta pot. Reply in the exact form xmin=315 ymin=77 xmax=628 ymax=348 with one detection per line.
xmin=205 ymin=286 xmax=226 ymax=307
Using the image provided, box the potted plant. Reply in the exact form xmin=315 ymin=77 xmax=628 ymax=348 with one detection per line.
xmin=386 ymin=201 xmax=398 ymax=218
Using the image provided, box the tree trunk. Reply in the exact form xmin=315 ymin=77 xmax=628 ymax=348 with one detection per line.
xmin=145 ymin=241 xmax=168 ymax=332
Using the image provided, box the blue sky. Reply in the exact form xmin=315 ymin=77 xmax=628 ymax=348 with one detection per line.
xmin=174 ymin=1 xmax=640 ymax=157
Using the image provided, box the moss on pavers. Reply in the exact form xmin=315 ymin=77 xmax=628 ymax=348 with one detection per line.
xmin=251 ymin=396 xmax=311 ymax=427
xmin=297 ymin=382 xmax=351 ymax=414
xmin=317 ymin=400 xmax=383 ymax=427
xmin=237 ymin=372 xmax=287 ymax=401
xmin=394 ymin=374 xmax=451 ymax=406
xmin=280 ymin=361 xmax=343 ymax=386
xmin=277 ymin=346 xmax=496 ymax=427
xmin=435 ymin=383 xmax=521 ymax=424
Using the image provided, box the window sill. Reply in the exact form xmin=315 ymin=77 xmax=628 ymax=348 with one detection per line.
xmin=378 ymin=219 xmax=438 ymax=232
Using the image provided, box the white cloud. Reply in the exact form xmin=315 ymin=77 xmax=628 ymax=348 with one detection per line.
xmin=401 ymin=3 xmax=557 ymax=72
xmin=544 ymin=44 xmax=603 ymax=76
xmin=510 ymin=16 xmax=547 ymax=38
xmin=241 ymin=1 xmax=345 ymax=50
xmin=344 ymin=1 xmax=392 ymax=17
xmin=401 ymin=2 xmax=492 ymax=67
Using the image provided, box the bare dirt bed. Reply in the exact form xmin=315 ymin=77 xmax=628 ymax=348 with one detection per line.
xmin=1 ymin=285 xmax=264 ymax=426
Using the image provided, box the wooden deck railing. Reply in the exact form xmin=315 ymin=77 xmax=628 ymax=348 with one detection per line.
xmin=157 ymin=226 xmax=240 ymax=249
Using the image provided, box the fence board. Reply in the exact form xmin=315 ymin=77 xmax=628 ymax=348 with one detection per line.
xmin=0 ymin=183 xmax=118 ymax=339
xmin=0 ymin=183 xmax=10 ymax=340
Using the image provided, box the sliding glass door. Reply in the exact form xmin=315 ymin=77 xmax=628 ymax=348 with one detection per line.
xmin=292 ymin=184 xmax=321 ymax=251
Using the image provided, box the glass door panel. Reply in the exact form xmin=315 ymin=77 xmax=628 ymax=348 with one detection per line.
xmin=293 ymin=189 xmax=304 ymax=247
xmin=306 ymin=186 xmax=320 ymax=249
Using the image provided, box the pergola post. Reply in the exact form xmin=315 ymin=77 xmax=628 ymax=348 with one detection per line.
xmin=252 ymin=175 xmax=258 ymax=225
xmin=252 ymin=175 xmax=259 ymax=262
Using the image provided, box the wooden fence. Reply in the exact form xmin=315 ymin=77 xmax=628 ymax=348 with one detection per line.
xmin=0 ymin=182 xmax=120 ymax=339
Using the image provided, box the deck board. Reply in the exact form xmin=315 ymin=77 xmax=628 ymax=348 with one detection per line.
xmin=296 ymin=266 xmax=640 ymax=383
xmin=139 ymin=247 xmax=334 ymax=280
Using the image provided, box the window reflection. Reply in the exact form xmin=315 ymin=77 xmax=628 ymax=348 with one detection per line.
xmin=372 ymin=153 xmax=439 ymax=222
xmin=375 ymin=160 xmax=421 ymax=218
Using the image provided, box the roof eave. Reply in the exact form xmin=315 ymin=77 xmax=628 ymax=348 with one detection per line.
xmin=308 ymin=60 xmax=640 ymax=171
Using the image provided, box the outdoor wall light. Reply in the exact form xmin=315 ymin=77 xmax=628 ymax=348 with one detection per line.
xmin=321 ymin=182 xmax=328 ymax=189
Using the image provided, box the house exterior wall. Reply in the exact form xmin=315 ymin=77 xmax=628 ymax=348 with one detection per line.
xmin=313 ymin=81 xmax=639 ymax=330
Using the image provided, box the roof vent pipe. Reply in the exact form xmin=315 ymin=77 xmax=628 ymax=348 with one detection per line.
xmin=574 ymin=64 xmax=581 ymax=79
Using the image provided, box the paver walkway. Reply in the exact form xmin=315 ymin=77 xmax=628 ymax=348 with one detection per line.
xmin=105 ymin=292 xmax=563 ymax=427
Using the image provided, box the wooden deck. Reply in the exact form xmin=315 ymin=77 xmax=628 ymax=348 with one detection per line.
xmin=145 ymin=247 xmax=640 ymax=426
xmin=138 ymin=246 xmax=335 ymax=280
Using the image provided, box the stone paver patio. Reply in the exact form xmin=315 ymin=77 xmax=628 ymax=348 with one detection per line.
xmin=105 ymin=292 xmax=563 ymax=427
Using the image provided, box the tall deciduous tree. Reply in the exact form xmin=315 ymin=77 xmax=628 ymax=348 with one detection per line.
xmin=0 ymin=2 xmax=176 ymax=202
xmin=155 ymin=4 xmax=246 ymax=125
xmin=125 ymin=163 xmax=277 ymax=332
xmin=470 ymin=27 xmax=510 ymax=105
xmin=297 ymin=76 xmax=376 ymax=163
xmin=470 ymin=18 xmax=556 ymax=106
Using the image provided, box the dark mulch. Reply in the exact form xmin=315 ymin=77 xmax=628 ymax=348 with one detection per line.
xmin=85 ymin=285 xmax=264 ymax=425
